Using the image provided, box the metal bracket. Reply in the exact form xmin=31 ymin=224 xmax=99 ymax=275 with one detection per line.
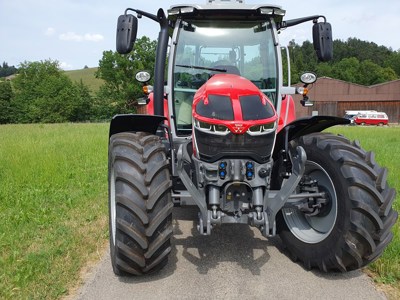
xmin=177 ymin=143 xmax=210 ymax=234
xmin=264 ymin=146 xmax=307 ymax=236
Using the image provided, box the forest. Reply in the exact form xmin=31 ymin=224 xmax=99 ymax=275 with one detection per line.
xmin=1 ymin=37 xmax=399 ymax=124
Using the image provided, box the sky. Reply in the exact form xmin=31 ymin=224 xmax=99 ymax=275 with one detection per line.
xmin=1 ymin=0 xmax=399 ymax=70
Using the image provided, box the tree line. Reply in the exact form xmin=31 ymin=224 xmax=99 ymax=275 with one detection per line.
xmin=285 ymin=38 xmax=399 ymax=85
xmin=0 ymin=37 xmax=156 ymax=124
xmin=1 ymin=36 xmax=399 ymax=124
xmin=0 ymin=62 xmax=17 ymax=78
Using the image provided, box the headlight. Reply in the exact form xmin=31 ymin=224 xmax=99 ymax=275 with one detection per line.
xmin=247 ymin=122 xmax=276 ymax=135
xmin=135 ymin=71 xmax=151 ymax=83
xmin=194 ymin=119 xmax=229 ymax=135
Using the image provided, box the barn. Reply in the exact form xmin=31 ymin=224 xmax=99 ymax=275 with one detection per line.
xmin=294 ymin=77 xmax=400 ymax=124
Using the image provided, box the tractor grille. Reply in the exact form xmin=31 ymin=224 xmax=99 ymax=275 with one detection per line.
xmin=194 ymin=128 xmax=275 ymax=163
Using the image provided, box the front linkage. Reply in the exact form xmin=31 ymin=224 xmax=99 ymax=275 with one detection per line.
xmin=177 ymin=141 xmax=308 ymax=237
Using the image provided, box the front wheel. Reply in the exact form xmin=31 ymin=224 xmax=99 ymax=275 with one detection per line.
xmin=108 ymin=132 xmax=173 ymax=276
xmin=276 ymin=133 xmax=397 ymax=272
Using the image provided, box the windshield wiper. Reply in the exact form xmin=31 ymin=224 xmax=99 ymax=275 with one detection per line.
xmin=176 ymin=64 xmax=227 ymax=73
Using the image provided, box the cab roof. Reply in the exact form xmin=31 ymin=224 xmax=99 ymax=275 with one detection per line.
xmin=168 ymin=1 xmax=286 ymax=22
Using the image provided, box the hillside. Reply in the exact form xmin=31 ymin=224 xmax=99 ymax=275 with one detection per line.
xmin=65 ymin=67 xmax=104 ymax=93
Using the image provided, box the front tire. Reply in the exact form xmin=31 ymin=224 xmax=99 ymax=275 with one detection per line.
xmin=108 ymin=132 xmax=173 ymax=276
xmin=276 ymin=133 xmax=397 ymax=272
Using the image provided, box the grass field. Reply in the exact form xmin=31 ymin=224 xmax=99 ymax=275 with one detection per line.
xmin=64 ymin=67 xmax=104 ymax=93
xmin=0 ymin=123 xmax=109 ymax=299
xmin=0 ymin=124 xmax=398 ymax=299
xmin=327 ymin=126 xmax=400 ymax=291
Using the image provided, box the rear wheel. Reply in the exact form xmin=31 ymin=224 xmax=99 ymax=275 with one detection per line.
xmin=276 ymin=132 xmax=397 ymax=272
xmin=109 ymin=132 xmax=173 ymax=275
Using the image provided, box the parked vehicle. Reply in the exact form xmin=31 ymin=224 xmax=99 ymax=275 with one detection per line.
xmin=108 ymin=0 xmax=397 ymax=276
xmin=354 ymin=112 xmax=389 ymax=126
xmin=344 ymin=110 xmax=377 ymax=121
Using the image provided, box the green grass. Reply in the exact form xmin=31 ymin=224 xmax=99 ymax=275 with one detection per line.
xmin=0 ymin=124 xmax=398 ymax=299
xmin=0 ymin=123 xmax=109 ymax=299
xmin=64 ymin=68 xmax=104 ymax=93
xmin=327 ymin=126 xmax=400 ymax=288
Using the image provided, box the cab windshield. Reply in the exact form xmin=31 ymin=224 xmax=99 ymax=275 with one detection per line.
xmin=172 ymin=19 xmax=277 ymax=135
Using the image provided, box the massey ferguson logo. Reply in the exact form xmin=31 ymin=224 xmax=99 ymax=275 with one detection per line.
xmin=232 ymin=123 xmax=245 ymax=134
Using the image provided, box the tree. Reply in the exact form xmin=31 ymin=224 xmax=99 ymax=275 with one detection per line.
xmin=0 ymin=62 xmax=18 ymax=78
xmin=11 ymin=60 xmax=92 ymax=123
xmin=358 ymin=60 xmax=397 ymax=85
xmin=95 ymin=36 xmax=157 ymax=116
xmin=0 ymin=80 xmax=13 ymax=123
xmin=384 ymin=51 xmax=400 ymax=77
xmin=331 ymin=57 xmax=360 ymax=83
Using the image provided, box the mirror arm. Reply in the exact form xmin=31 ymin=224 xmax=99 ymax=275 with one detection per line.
xmin=278 ymin=15 xmax=326 ymax=30
xmin=125 ymin=8 xmax=158 ymax=23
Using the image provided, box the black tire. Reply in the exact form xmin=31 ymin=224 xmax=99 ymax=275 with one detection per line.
xmin=275 ymin=132 xmax=397 ymax=272
xmin=108 ymin=132 xmax=173 ymax=276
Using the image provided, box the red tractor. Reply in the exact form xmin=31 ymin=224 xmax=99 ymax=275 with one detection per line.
xmin=108 ymin=0 xmax=397 ymax=276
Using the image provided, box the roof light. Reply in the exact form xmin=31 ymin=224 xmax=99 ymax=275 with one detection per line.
xmin=208 ymin=0 xmax=245 ymax=4
xmin=168 ymin=6 xmax=194 ymax=15
xmin=260 ymin=8 xmax=273 ymax=15
xmin=260 ymin=7 xmax=286 ymax=16
xmin=180 ymin=7 xmax=194 ymax=13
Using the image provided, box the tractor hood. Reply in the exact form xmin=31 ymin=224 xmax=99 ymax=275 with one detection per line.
xmin=192 ymin=74 xmax=277 ymax=134
xmin=192 ymin=74 xmax=278 ymax=163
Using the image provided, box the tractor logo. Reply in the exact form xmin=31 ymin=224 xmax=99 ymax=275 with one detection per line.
xmin=232 ymin=123 xmax=245 ymax=134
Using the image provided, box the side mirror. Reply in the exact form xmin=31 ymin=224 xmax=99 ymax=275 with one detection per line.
xmin=116 ymin=14 xmax=138 ymax=54
xmin=312 ymin=22 xmax=333 ymax=62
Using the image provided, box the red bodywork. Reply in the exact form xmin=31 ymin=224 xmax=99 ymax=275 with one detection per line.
xmin=145 ymin=93 xmax=170 ymax=120
xmin=143 ymin=74 xmax=296 ymax=133
xmin=278 ymin=95 xmax=296 ymax=132
xmin=192 ymin=74 xmax=278 ymax=133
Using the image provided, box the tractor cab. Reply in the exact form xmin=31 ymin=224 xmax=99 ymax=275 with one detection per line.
xmin=169 ymin=3 xmax=282 ymax=136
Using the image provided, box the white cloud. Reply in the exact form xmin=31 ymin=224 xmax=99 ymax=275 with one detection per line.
xmin=59 ymin=32 xmax=104 ymax=42
xmin=59 ymin=32 xmax=83 ymax=41
xmin=84 ymin=33 xmax=104 ymax=42
xmin=59 ymin=61 xmax=73 ymax=70
xmin=45 ymin=27 xmax=56 ymax=36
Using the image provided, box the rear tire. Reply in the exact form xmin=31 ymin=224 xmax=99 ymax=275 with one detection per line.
xmin=275 ymin=133 xmax=397 ymax=272
xmin=108 ymin=132 xmax=173 ymax=276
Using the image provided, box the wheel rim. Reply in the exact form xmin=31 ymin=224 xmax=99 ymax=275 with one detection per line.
xmin=282 ymin=161 xmax=338 ymax=244
xmin=110 ymin=168 xmax=116 ymax=246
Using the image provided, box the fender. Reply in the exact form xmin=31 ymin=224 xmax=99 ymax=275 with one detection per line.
xmin=273 ymin=116 xmax=350 ymax=159
xmin=109 ymin=114 xmax=166 ymax=138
